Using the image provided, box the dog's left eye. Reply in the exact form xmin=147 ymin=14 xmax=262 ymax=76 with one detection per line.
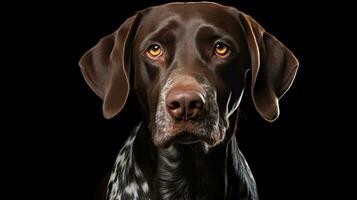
xmin=146 ymin=44 xmax=163 ymax=59
xmin=214 ymin=42 xmax=230 ymax=58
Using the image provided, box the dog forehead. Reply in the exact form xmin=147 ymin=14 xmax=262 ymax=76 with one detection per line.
xmin=138 ymin=2 xmax=238 ymax=32
xmin=146 ymin=2 xmax=229 ymax=15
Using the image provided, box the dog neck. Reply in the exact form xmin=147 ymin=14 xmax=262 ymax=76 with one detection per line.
xmin=131 ymin=123 xmax=229 ymax=200
xmin=156 ymin=144 xmax=227 ymax=200
xmin=108 ymin=113 xmax=258 ymax=200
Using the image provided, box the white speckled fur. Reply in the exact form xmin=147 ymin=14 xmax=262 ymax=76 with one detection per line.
xmin=107 ymin=123 xmax=151 ymax=200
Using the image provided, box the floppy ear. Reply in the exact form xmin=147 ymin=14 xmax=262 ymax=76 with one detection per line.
xmin=79 ymin=14 xmax=141 ymax=119
xmin=238 ymin=13 xmax=299 ymax=122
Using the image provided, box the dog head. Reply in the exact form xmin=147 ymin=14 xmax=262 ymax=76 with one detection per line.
xmin=79 ymin=2 xmax=298 ymax=149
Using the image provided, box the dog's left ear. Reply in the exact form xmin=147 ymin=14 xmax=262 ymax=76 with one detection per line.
xmin=79 ymin=14 xmax=141 ymax=119
xmin=237 ymin=12 xmax=299 ymax=122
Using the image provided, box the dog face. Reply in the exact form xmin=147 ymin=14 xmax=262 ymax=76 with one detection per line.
xmin=132 ymin=4 xmax=249 ymax=148
xmin=79 ymin=2 xmax=298 ymax=149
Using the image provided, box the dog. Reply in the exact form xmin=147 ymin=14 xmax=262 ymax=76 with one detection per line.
xmin=79 ymin=2 xmax=299 ymax=200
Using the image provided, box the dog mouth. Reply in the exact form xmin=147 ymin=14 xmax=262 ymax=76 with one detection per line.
xmin=156 ymin=134 xmax=209 ymax=149
xmin=171 ymin=130 xmax=207 ymax=145
xmin=174 ymin=134 xmax=201 ymax=145
xmin=153 ymin=123 xmax=214 ymax=148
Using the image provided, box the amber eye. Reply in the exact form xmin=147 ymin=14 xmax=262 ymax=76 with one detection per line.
xmin=146 ymin=44 xmax=162 ymax=58
xmin=214 ymin=42 xmax=230 ymax=57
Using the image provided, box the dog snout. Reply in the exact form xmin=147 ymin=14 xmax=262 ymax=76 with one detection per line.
xmin=166 ymin=87 xmax=205 ymax=121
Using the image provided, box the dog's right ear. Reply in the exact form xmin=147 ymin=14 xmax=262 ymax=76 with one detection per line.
xmin=79 ymin=14 xmax=141 ymax=119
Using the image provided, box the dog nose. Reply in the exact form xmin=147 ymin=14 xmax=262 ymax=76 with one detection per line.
xmin=166 ymin=89 xmax=204 ymax=121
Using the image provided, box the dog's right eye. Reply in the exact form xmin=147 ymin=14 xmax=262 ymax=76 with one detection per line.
xmin=214 ymin=41 xmax=230 ymax=58
xmin=146 ymin=44 xmax=163 ymax=59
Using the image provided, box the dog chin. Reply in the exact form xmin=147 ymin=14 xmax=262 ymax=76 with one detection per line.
xmin=153 ymin=127 xmax=218 ymax=149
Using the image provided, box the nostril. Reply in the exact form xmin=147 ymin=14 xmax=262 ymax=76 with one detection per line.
xmin=186 ymin=98 xmax=204 ymax=120
xmin=189 ymin=100 xmax=203 ymax=109
xmin=167 ymin=101 xmax=180 ymax=110
xmin=166 ymin=97 xmax=185 ymax=120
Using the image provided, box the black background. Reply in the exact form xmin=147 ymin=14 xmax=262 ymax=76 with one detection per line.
xmin=4 ymin=0 xmax=351 ymax=199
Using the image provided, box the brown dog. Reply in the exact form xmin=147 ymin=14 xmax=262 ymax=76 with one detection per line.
xmin=79 ymin=2 xmax=298 ymax=200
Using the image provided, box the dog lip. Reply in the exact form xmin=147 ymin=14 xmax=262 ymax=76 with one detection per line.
xmin=175 ymin=140 xmax=201 ymax=145
xmin=174 ymin=134 xmax=201 ymax=145
xmin=155 ymin=130 xmax=210 ymax=148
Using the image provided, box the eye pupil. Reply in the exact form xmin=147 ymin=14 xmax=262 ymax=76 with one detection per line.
xmin=147 ymin=44 xmax=162 ymax=58
xmin=216 ymin=43 xmax=224 ymax=50
xmin=214 ymin=42 xmax=229 ymax=57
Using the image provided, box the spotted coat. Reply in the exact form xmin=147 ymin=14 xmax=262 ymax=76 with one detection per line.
xmin=107 ymin=123 xmax=150 ymax=200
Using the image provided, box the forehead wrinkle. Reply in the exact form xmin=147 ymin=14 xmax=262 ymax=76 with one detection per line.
xmin=139 ymin=16 xmax=181 ymax=48
xmin=195 ymin=24 xmax=230 ymax=38
xmin=202 ymin=26 xmax=236 ymax=44
xmin=193 ymin=21 xmax=240 ymax=53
